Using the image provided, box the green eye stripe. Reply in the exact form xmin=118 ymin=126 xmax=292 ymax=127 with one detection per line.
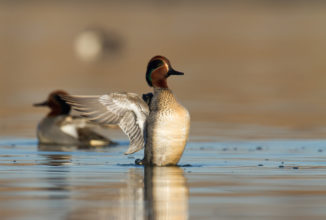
xmin=147 ymin=60 xmax=164 ymax=83
xmin=147 ymin=70 xmax=152 ymax=83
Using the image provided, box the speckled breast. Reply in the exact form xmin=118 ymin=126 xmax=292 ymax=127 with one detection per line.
xmin=145 ymin=90 xmax=190 ymax=166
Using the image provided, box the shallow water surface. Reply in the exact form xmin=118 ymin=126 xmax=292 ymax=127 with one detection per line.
xmin=0 ymin=139 xmax=326 ymax=220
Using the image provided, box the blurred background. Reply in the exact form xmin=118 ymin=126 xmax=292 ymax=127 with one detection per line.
xmin=1 ymin=0 xmax=326 ymax=140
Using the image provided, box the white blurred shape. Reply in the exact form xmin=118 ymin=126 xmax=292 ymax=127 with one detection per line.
xmin=74 ymin=30 xmax=103 ymax=62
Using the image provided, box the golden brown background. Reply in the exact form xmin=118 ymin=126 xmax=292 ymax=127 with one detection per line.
xmin=1 ymin=1 xmax=326 ymax=140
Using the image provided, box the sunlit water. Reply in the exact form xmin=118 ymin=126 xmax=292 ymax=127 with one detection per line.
xmin=1 ymin=139 xmax=326 ymax=220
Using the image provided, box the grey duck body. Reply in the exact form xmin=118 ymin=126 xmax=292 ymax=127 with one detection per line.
xmin=37 ymin=115 xmax=113 ymax=147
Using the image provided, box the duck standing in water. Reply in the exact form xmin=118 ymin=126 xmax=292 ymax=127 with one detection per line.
xmin=34 ymin=90 xmax=115 ymax=147
xmin=62 ymin=56 xmax=190 ymax=166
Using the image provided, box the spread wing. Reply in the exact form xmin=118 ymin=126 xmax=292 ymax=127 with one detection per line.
xmin=61 ymin=92 xmax=149 ymax=154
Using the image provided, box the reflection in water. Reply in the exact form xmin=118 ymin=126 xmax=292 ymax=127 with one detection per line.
xmin=37 ymin=144 xmax=188 ymax=219
xmin=65 ymin=166 xmax=188 ymax=220
xmin=35 ymin=144 xmax=72 ymax=218
xmin=41 ymin=154 xmax=72 ymax=166
xmin=38 ymin=143 xmax=107 ymax=152
xmin=144 ymin=166 xmax=188 ymax=220
xmin=118 ymin=166 xmax=188 ymax=219
xmin=2 ymin=140 xmax=326 ymax=219
xmin=38 ymin=144 xmax=73 ymax=166
xmin=118 ymin=168 xmax=144 ymax=220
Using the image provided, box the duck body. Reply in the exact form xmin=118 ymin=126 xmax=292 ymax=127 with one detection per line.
xmin=37 ymin=115 xmax=79 ymax=145
xmin=35 ymin=90 xmax=114 ymax=147
xmin=145 ymin=88 xmax=190 ymax=166
xmin=37 ymin=115 xmax=113 ymax=147
xmin=62 ymin=56 xmax=190 ymax=166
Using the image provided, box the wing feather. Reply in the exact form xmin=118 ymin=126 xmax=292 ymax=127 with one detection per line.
xmin=61 ymin=92 xmax=149 ymax=154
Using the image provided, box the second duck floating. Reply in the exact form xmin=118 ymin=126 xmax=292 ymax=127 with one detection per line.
xmin=34 ymin=90 xmax=115 ymax=147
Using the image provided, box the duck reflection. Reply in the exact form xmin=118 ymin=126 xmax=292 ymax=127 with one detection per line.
xmin=38 ymin=144 xmax=73 ymax=166
xmin=118 ymin=166 xmax=188 ymax=219
xmin=64 ymin=166 xmax=188 ymax=220
xmin=41 ymin=154 xmax=72 ymax=166
xmin=144 ymin=166 xmax=188 ymax=220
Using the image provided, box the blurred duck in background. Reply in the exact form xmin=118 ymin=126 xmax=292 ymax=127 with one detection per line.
xmin=34 ymin=90 xmax=115 ymax=147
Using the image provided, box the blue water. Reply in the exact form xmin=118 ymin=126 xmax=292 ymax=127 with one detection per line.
xmin=1 ymin=139 xmax=326 ymax=220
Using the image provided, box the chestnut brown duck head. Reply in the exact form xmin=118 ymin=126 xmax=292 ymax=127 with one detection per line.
xmin=146 ymin=56 xmax=184 ymax=88
xmin=34 ymin=90 xmax=71 ymax=116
